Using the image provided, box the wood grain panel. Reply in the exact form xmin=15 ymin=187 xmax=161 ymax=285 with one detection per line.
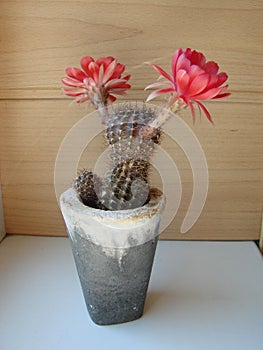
xmin=0 ymin=99 xmax=262 ymax=239
xmin=0 ymin=0 xmax=262 ymax=239
xmin=0 ymin=1 xmax=262 ymax=102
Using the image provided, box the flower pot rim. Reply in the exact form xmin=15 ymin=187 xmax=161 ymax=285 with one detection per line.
xmin=60 ymin=187 xmax=165 ymax=248
xmin=60 ymin=187 xmax=165 ymax=221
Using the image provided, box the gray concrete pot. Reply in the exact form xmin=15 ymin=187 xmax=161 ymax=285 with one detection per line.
xmin=60 ymin=187 xmax=165 ymax=326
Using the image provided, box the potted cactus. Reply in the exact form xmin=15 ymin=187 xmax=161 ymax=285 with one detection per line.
xmin=59 ymin=49 xmax=230 ymax=325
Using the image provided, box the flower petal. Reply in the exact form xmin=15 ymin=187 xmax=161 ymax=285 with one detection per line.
xmin=66 ymin=67 xmax=87 ymax=82
xmin=171 ymin=48 xmax=183 ymax=76
xmin=102 ymin=59 xmax=117 ymax=84
xmin=204 ymin=74 xmax=219 ymax=90
xmin=61 ymin=77 xmax=85 ymax=87
xmin=110 ymin=63 xmax=125 ymax=79
xmin=188 ymin=101 xmax=196 ymax=122
xmin=88 ymin=62 xmax=100 ymax=83
xmin=193 ymin=85 xmax=229 ymax=100
xmin=217 ymin=72 xmax=228 ymax=86
xmin=98 ymin=63 xmax=104 ymax=86
xmin=175 ymin=53 xmax=191 ymax=73
xmin=146 ymin=87 xmax=174 ymax=101
xmin=187 ymin=73 xmax=210 ymax=96
xmin=123 ymin=74 xmax=131 ymax=81
xmin=204 ymin=61 xmax=219 ymax=74
xmin=146 ymin=62 xmax=173 ymax=82
xmin=75 ymin=95 xmax=89 ymax=103
xmin=96 ymin=56 xmax=115 ymax=69
xmin=212 ymin=92 xmax=231 ymax=99
xmin=194 ymin=100 xmax=214 ymax=124
xmin=145 ymin=81 xmax=173 ymax=90
xmin=108 ymin=95 xmax=117 ymax=102
xmin=62 ymin=88 xmax=87 ymax=96
xmin=189 ymin=50 xmax=206 ymax=67
xmin=80 ymin=56 xmax=95 ymax=75
xmin=200 ymin=72 xmax=228 ymax=94
xmin=104 ymin=78 xmax=130 ymax=89
xmin=108 ymin=83 xmax=131 ymax=91
xmin=176 ymin=69 xmax=189 ymax=94
xmin=187 ymin=65 xmax=205 ymax=81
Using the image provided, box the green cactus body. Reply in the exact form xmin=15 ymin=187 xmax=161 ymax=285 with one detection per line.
xmin=74 ymin=103 xmax=162 ymax=211
xmin=105 ymin=103 xmax=161 ymax=163
xmin=97 ymin=103 xmax=161 ymax=210
xmin=73 ymin=170 xmax=104 ymax=209
xmin=99 ymin=159 xmax=150 ymax=210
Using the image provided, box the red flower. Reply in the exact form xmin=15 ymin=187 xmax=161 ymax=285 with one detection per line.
xmin=62 ymin=56 xmax=131 ymax=108
xmin=145 ymin=48 xmax=230 ymax=123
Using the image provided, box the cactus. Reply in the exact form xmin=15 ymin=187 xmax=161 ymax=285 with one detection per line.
xmin=73 ymin=170 xmax=105 ymax=209
xmin=105 ymin=103 xmax=161 ymax=163
xmin=74 ymin=103 xmax=162 ymax=211
xmin=98 ymin=159 xmax=150 ymax=210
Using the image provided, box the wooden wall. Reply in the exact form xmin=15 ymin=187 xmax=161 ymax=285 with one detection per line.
xmin=0 ymin=0 xmax=262 ymax=240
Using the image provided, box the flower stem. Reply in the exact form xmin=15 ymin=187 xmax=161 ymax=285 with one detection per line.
xmin=141 ymin=99 xmax=180 ymax=137
xmin=97 ymin=104 xmax=109 ymax=125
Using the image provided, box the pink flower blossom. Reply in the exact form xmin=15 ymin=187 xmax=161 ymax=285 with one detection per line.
xmin=62 ymin=56 xmax=131 ymax=108
xmin=145 ymin=48 xmax=230 ymax=123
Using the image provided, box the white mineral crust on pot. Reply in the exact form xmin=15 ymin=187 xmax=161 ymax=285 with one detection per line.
xmin=60 ymin=188 xmax=165 ymax=250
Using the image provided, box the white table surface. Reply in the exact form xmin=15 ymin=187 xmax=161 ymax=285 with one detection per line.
xmin=0 ymin=235 xmax=262 ymax=350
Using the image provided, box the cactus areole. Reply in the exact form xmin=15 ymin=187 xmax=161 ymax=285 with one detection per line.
xmin=60 ymin=51 xmax=230 ymax=325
